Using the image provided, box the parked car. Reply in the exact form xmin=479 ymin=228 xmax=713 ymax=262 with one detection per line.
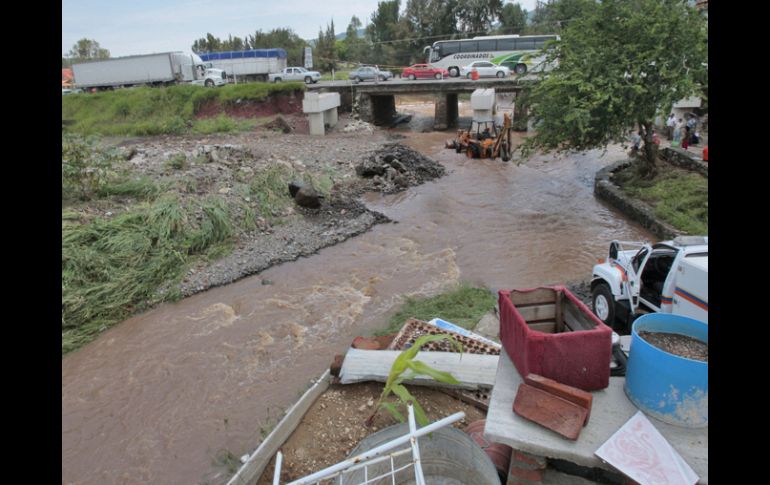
xmin=348 ymin=66 xmax=392 ymax=82
xmin=401 ymin=64 xmax=449 ymax=80
xmin=460 ymin=61 xmax=511 ymax=79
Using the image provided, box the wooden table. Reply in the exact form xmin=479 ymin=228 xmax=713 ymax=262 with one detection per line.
xmin=485 ymin=349 xmax=708 ymax=483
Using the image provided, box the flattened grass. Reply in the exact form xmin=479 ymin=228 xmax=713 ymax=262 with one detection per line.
xmin=376 ymin=284 xmax=496 ymax=336
xmin=61 ymin=196 xmax=233 ymax=354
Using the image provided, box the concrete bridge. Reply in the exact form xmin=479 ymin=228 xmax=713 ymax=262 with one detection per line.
xmin=307 ymin=78 xmax=533 ymax=129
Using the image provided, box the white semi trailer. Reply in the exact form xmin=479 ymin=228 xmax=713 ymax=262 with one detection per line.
xmin=72 ymin=52 xmax=227 ymax=90
xmin=198 ymin=49 xmax=288 ymax=82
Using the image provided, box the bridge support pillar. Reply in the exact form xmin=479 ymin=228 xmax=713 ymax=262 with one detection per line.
xmin=372 ymin=95 xmax=396 ymax=125
xmin=355 ymin=93 xmax=396 ymax=126
xmin=434 ymin=93 xmax=458 ymax=130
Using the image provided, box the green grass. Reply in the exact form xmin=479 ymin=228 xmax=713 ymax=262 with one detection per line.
xmin=376 ymin=284 xmax=496 ymax=336
xmin=62 ymin=82 xmax=304 ymax=137
xmin=61 ymin=195 xmax=236 ymax=355
xmin=616 ymin=163 xmax=708 ymax=235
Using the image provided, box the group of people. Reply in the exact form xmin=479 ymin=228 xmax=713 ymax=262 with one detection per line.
xmin=666 ymin=113 xmax=701 ymax=150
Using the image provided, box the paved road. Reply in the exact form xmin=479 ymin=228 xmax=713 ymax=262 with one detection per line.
xmin=308 ymin=74 xmax=538 ymax=89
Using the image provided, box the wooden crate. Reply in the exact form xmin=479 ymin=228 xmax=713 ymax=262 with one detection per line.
xmin=499 ymin=286 xmax=612 ymax=391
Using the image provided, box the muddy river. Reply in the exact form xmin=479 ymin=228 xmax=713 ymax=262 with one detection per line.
xmin=62 ymin=100 xmax=653 ymax=485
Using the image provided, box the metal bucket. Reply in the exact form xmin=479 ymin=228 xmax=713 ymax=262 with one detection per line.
xmin=624 ymin=313 xmax=708 ymax=428
xmin=465 ymin=420 xmax=512 ymax=482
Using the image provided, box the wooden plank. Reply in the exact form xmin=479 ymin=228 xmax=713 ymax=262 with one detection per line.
xmin=516 ymin=304 xmax=556 ymax=322
xmin=508 ymin=288 xmax=557 ymax=306
xmin=527 ymin=322 xmax=556 ymax=333
xmin=555 ymin=291 xmax=565 ymax=333
xmin=563 ymin=300 xmax=597 ymax=331
xmin=339 ymin=349 xmax=498 ymax=390
xmin=226 ymin=370 xmax=331 ymax=485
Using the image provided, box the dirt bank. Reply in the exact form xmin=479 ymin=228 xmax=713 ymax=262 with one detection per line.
xmin=96 ymin=114 xmax=447 ymax=299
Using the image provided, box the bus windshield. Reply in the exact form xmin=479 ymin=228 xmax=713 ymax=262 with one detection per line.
xmin=425 ymin=34 xmax=559 ymax=77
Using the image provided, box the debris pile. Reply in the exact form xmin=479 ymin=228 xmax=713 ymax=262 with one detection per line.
xmin=355 ymin=143 xmax=445 ymax=193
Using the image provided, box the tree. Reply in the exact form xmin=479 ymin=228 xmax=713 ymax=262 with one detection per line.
xmin=520 ymin=0 xmax=707 ymax=178
xmin=498 ymin=2 xmax=528 ymax=34
xmin=367 ymin=0 xmax=401 ymax=66
xmin=66 ymin=39 xmax=110 ymax=61
xmin=527 ymin=0 xmax=597 ymax=34
xmin=455 ymin=0 xmax=503 ymax=33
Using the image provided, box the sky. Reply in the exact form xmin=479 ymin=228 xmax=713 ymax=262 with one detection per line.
xmin=62 ymin=0 xmax=539 ymax=58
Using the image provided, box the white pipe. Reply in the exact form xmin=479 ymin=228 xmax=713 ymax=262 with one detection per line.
xmin=287 ymin=410 xmax=466 ymax=485
xmin=273 ymin=451 xmax=282 ymax=485
xmin=407 ymin=405 xmax=426 ymax=485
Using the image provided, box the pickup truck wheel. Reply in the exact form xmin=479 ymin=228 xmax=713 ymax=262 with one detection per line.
xmin=205 ymin=79 xmax=214 ymax=87
xmin=592 ymin=283 xmax=616 ymax=327
xmin=273 ymin=77 xmax=281 ymax=83
xmin=304 ymin=76 xmax=312 ymax=84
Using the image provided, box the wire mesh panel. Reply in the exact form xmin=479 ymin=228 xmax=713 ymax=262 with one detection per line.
xmin=272 ymin=405 xmax=464 ymax=485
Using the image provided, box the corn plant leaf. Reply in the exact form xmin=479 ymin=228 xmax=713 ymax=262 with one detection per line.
xmin=405 ymin=360 xmax=461 ymax=385
xmin=391 ymin=383 xmax=429 ymax=426
xmin=379 ymin=402 xmax=406 ymax=423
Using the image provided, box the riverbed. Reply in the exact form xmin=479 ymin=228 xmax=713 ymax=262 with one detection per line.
xmin=62 ymin=100 xmax=653 ymax=485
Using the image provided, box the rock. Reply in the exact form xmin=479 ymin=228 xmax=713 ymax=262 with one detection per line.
xmin=265 ymin=115 xmax=292 ymax=134
xmin=218 ymin=187 xmax=231 ymax=194
xmin=388 ymin=158 xmax=406 ymax=172
xmin=288 ymin=181 xmax=304 ymax=198
xmin=294 ymin=186 xmax=322 ymax=209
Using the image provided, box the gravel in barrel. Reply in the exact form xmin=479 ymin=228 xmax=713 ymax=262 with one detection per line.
xmin=638 ymin=331 xmax=708 ymax=362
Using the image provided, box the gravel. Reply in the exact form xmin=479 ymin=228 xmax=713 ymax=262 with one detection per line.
xmin=638 ymin=331 xmax=708 ymax=361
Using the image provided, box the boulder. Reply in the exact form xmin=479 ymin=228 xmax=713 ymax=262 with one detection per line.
xmin=294 ymin=185 xmax=323 ymax=209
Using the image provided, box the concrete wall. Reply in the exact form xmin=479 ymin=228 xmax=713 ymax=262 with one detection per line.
xmin=660 ymin=147 xmax=708 ymax=177
xmin=594 ymin=160 xmax=683 ymax=240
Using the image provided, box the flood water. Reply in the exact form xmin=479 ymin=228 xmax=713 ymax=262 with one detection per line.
xmin=62 ymin=100 xmax=653 ymax=485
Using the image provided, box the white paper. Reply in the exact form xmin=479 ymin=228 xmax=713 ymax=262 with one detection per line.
xmin=595 ymin=411 xmax=699 ymax=485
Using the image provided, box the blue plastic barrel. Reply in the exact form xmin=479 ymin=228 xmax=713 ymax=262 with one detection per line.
xmin=624 ymin=313 xmax=708 ymax=428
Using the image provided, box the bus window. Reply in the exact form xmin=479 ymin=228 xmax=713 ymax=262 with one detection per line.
xmin=460 ymin=41 xmax=479 ymax=53
xmin=517 ymin=39 xmax=535 ymax=50
xmin=440 ymin=42 xmax=459 ymax=56
xmin=497 ymin=38 xmax=516 ymax=50
xmin=477 ymin=40 xmax=497 ymax=51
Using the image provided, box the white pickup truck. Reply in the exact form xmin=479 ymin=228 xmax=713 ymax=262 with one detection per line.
xmin=268 ymin=67 xmax=322 ymax=84
xmin=590 ymin=235 xmax=708 ymax=331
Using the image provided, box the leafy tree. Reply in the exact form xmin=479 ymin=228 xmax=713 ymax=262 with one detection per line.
xmin=341 ymin=16 xmax=370 ymax=63
xmin=498 ymin=2 xmax=528 ymax=34
xmin=314 ymin=20 xmax=338 ymax=71
xmin=528 ymin=0 xmax=597 ymax=34
xmin=520 ymin=0 xmax=708 ymax=178
xmin=66 ymin=38 xmax=110 ymax=62
xmin=455 ymin=0 xmax=503 ymax=33
xmin=367 ymin=0 xmax=401 ymax=66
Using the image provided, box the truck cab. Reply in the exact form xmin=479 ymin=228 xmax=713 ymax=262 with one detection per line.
xmin=590 ymin=236 xmax=708 ymax=331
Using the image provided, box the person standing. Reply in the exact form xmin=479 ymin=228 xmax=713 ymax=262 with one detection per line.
xmin=672 ymin=118 xmax=684 ymax=147
xmin=666 ymin=113 xmax=676 ymax=140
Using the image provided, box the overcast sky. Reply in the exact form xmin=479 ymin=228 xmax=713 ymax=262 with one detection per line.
xmin=62 ymin=0 xmax=539 ymax=57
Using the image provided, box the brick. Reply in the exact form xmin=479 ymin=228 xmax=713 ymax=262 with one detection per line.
xmin=351 ymin=336 xmax=381 ymax=350
xmin=374 ymin=333 xmax=396 ymax=349
xmin=330 ymin=354 xmax=345 ymax=377
xmin=507 ymin=465 xmax=545 ymax=482
xmin=510 ymin=450 xmax=546 ymax=470
xmin=524 ymin=373 xmax=593 ymax=425
xmin=513 ymin=383 xmax=587 ymax=440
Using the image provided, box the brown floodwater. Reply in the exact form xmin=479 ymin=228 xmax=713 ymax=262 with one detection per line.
xmin=62 ymin=103 xmax=652 ymax=485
